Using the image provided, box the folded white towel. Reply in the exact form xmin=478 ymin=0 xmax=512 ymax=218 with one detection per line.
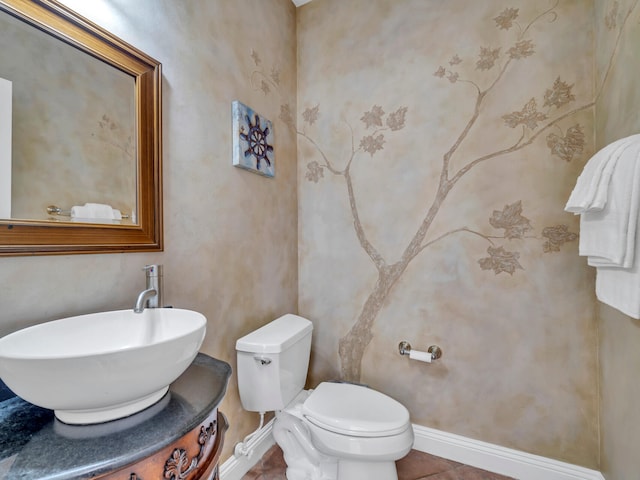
xmin=565 ymin=134 xmax=640 ymax=213
xmin=70 ymin=203 xmax=121 ymax=220
xmin=568 ymin=135 xmax=640 ymax=319
xmin=596 ymin=261 xmax=640 ymax=319
xmin=579 ymin=141 xmax=640 ymax=268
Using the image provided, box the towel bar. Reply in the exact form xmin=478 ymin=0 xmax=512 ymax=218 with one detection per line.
xmin=46 ymin=205 xmax=130 ymax=219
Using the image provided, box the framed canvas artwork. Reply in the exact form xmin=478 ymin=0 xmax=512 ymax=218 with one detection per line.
xmin=232 ymin=100 xmax=275 ymax=177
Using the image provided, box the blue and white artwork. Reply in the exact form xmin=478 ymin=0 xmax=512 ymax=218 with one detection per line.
xmin=232 ymin=100 xmax=275 ymax=177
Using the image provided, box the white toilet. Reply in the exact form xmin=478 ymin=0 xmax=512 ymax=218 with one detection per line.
xmin=236 ymin=314 xmax=414 ymax=480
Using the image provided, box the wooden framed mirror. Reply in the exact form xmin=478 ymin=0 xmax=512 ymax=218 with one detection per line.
xmin=0 ymin=0 xmax=162 ymax=256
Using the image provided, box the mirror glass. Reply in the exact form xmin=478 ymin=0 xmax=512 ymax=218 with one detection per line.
xmin=0 ymin=10 xmax=137 ymax=223
xmin=0 ymin=0 xmax=162 ymax=255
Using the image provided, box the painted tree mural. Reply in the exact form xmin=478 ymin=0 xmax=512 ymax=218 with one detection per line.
xmin=250 ymin=0 xmax=636 ymax=382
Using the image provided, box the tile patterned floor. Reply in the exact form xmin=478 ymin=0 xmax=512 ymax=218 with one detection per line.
xmin=242 ymin=445 xmax=514 ymax=480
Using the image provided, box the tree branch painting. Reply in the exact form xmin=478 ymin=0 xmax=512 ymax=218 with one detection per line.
xmin=251 ymin=1 xmax=636 ymax=382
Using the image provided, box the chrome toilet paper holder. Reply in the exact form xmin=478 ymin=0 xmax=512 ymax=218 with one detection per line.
xmin=398 ymin=341 xmax=442 ymax=361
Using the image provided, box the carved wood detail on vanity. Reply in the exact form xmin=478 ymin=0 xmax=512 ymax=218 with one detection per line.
xmin=98 ymin=410 xmax=228 ymax=480
xmin=163 ymin=419 xmax=216 ymax=478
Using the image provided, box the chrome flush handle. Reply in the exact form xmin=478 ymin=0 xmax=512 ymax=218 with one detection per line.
xmin=253 ymin=355 xmax=272 ymax=366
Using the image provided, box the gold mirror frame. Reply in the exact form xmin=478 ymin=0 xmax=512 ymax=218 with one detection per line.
xmin=0 ymin=0 xmax=162 ymax=256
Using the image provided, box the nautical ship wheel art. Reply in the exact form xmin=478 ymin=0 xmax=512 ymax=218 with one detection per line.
xmin=240 ymin=114 xmax=273 ymax=172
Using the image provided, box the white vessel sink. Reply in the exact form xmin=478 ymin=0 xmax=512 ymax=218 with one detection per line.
xmin=0 ymin=308 xmax=206 ymax=424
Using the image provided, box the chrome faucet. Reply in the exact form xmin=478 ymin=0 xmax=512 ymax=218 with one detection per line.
xmin=134 ymin=264 xmax=163 ymax=313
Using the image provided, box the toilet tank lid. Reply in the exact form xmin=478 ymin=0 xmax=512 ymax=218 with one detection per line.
xmin=236 ymin=314 xmax=313 ymax=354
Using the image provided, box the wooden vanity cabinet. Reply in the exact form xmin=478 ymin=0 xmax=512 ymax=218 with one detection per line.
xmin=97 ymin=410 xmax=228 ymax=480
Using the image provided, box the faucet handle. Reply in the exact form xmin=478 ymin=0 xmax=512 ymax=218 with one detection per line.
xmin=143 ymin=264 xmax=163 ymax=277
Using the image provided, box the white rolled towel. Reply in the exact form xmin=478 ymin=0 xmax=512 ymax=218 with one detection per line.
xmin=580 ymin=141 xmax=640 ymax=268
xmin=565 ymin=134 xmax=640 ymax=213
xmin=70 ymin=203 xmax=121 ymax=220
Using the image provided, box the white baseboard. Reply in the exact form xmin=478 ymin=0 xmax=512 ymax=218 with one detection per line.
xmin=412 ymin=424 xmax=604 ymax=480
xmin=219 ymin=418 xmax=276 ymax=480
xmin=219 ymin=420 xmax=604 ymax=480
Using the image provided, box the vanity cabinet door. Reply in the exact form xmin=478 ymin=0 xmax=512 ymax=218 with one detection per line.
xmin=98 ymin=410 xmax=228 ymax=480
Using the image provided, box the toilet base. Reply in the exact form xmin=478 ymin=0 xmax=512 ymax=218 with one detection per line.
xmin=273 ymin=412 xmax=338 ymax=480
xmin=273 ymin=409 xmax=408 ymax=480
xmin=338 ymin=459 xmax=398 ymax=480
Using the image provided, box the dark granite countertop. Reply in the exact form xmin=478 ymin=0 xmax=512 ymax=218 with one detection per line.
xmin=0 ymin=353 xmax=231 ymax=479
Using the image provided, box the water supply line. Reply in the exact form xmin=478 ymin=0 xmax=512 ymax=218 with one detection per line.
xmin=234 ymin=411 xmax=265 ymax=458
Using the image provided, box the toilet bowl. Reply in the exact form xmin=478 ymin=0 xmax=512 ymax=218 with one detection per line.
xmin=236 ymin=314 xmax=414 ymax=480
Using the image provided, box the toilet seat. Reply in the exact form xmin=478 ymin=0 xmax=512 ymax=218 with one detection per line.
xmin=302 ymin=382 xmax=410 ymax=437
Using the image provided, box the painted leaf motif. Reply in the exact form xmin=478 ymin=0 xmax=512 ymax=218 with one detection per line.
xmin=502 ymin=98 xmax=547 ymax=130
xmin=99 ymin=114 xmax=117 ymax=131
xmin=250 ymin=49 xmax=261 ymax=66
xmin=279 ymin=103 xmax=294 ymax=128
xmin=361 ymin=105 xmax=385 ymax=128
xmin=478 ymin=246 xmax=524 ymax=275
xmin=543 ymin=77 xmax=575 ymax=108
xmin=489 ymin=201 xmax=532 ymax=239
xmin=507 ymin=40 xmax=535 ymax=59
xmin=476 ymin=46 xmax=501 ymax=71
xmin=305 ymin=161 xmax=324 ymax=183
xmin=260 ymin=80 xmax=270 ymax=95
xmin=270 ymin=67 xmax=281 ymax=86
xmin=546 ymin=124 xmax=585 ymax=162
xmin=302 ymin=104 xmax=320 ymax=125
xmin=386 ymin=106 xmax=408 ymax=131
xmin=434 ymin=66 xmax=446 ymax=78
xmin=494 ymin=7 xmax=519 ymax=30
xmin=447 ymin=72 xmax=459 ymax=83
xmin=449 ymin=54 xmax=462 ymax=66
xmin=360 ymin=134 xmax=385 ymax=156
xmin=542 ymin=225 xmax=578 ymax=252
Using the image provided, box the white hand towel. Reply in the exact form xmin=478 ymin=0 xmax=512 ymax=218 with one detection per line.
xmin=70 ymin=205 xmax=91 ymax=219
xmin=591 ymin=140 xmax=640 ymax=318
xmin=579 ymin=141 xmax=640 ymax=268
xmin=565 ymin=134 xmax=640 ymax=213
xmin=596 ymin=259 xmax=640 ymax=319
xmin=70 ymin=203 xmax=118 ymax=220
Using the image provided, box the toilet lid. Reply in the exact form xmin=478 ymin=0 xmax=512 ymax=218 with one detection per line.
xmin=302 ymin=382 xmax=410 ymax=437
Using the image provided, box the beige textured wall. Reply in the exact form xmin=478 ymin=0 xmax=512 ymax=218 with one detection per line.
xmin=4 ymin=0 xmax=639 ymax=473
xmin=297 ymin=0 xmax=602 ymax=467
xmin=594 ymin=0 xmax=640 ymax=477
xmin=0 ymin=0 xmax=297 ymax=461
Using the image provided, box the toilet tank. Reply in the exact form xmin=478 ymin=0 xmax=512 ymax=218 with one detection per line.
xmin=236 ymin=314 xmax=312 ymax=412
